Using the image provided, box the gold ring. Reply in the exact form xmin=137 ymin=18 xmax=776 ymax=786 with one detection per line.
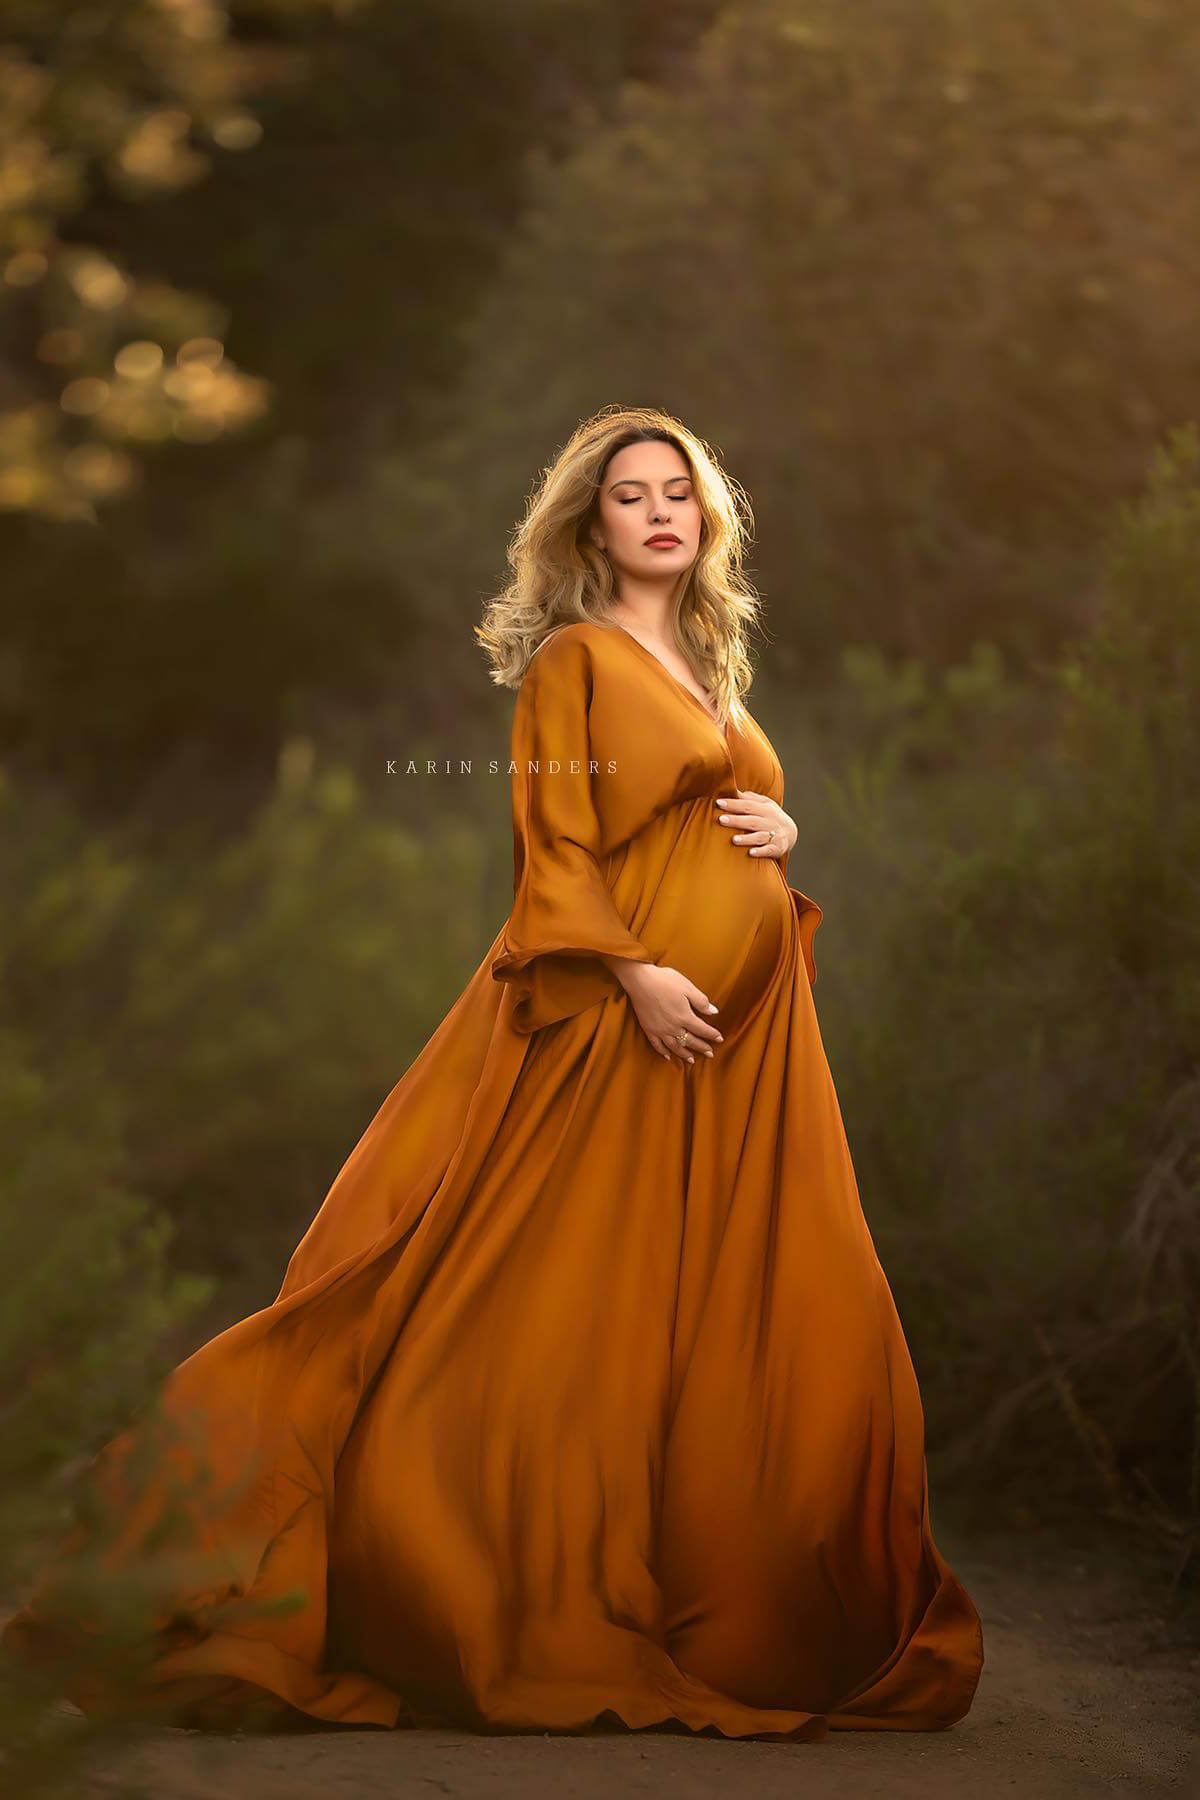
xmin=678 ymin=1029 xmax=689 ymax=1047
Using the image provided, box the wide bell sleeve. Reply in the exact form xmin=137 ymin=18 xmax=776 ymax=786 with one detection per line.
xmin=491 ymin=632 xmax=658 ymax=1035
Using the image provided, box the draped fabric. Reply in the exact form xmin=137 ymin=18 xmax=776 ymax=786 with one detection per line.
xmin=3 ymin=620 xmax=983 ymax=1740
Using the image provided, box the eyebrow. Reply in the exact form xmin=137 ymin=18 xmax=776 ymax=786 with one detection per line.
xmin=606 ymin=475 xmax=694 ymax=492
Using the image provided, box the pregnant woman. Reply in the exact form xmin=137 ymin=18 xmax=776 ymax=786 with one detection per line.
xmin=4 ymin=407 xmax=984 ymax=1741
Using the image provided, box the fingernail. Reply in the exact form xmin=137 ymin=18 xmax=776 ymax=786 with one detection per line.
xmin=707 ymin=1004 xmax=719 ymax=1013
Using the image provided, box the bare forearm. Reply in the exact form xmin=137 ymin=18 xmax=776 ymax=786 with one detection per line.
xmin=600 ymin=951 xmax=653 ymax=993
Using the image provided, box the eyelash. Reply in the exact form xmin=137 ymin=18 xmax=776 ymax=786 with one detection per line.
xmin=617 ymin=494 xmax=691 ymax=505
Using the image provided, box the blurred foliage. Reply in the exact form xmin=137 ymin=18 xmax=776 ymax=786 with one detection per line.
xmin=0 ymin=0 xmax=721 ymax=806
xmin=0 ymin=0 xmax=366 ymax=518
xmin=807 ymin=427 xmax=1200 ymax=1561
xmin=3 ymin=0 xmax=1200 ymax=807
xmin=389 ymin=0 xmax=1200 ymax=683
xmin=0 ymin=1016 xmax=214 ymax=1789
xmin=0 ymin=739 xmax=500 ymax=1315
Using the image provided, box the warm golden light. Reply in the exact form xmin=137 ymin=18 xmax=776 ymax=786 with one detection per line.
xmin=66 ymin=255 xmax=128 ymax=310
xmin=60 ymin=377 xmax=109 ymax=416
xmin=3 ymin=250 xmax=48 ymax=287
xmin=177 ymin=338 xmax=225 ymax=368
xmin=114 ymin=341 xmax=166 ymax=380
xmin=212 ymin=114 xmax=263 ymax=152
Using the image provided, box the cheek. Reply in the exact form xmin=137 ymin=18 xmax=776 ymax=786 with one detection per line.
xmin=606 ymin=508 xmax=649 ymax=555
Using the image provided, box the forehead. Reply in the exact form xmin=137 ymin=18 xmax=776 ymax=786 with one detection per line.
xmin=605 ymin=442 xmax=693 ymax=485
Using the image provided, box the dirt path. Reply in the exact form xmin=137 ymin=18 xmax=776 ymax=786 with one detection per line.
xmin=77 ymin=1520 xmax=1199 ymax=1798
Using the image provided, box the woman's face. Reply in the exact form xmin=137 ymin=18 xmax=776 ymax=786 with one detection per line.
xmin=588 ymin=440 xmax=701 ymax=582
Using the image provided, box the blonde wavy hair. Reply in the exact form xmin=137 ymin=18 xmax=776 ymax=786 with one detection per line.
xmin=475 ymin=405 xmax=764 ymax=725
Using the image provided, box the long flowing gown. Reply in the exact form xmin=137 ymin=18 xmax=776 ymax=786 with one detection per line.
xmin=3 ymin=619 xmax=984 ymax=1740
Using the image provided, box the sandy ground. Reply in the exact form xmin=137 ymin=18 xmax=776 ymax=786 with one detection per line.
xmin=63 ymin=1517 xmax=1200 ymax=1798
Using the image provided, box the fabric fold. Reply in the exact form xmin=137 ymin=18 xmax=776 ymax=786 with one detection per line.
xmin=776 ymin=850 xmax=823 ymax=987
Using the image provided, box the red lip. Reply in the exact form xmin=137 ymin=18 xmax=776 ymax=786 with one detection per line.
xmin=645 ymin=535 xmax=681 ymax=546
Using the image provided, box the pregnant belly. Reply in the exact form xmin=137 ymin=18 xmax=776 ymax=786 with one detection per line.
xmin=634 ymin=810 xmax=793 ymax=1035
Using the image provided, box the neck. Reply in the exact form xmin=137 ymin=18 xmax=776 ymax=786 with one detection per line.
xmin=602 ymin=578 xmax=683 ymax=645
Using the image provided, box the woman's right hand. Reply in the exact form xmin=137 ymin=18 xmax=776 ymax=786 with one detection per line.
xmin=616 ymin=961 xmax=723 ymax=1065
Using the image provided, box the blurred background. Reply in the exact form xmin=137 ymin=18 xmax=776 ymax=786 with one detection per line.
xmin=1 ymin=0 xmax=1197 ymax=1714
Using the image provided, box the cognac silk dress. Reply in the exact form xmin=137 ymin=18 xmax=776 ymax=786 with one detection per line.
xmin=4 ymin=620 xmax=984 ymax=1739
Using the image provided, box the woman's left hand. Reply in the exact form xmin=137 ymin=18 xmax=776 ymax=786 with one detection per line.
xmin=712 ymin=789 xmax=798 ymax=861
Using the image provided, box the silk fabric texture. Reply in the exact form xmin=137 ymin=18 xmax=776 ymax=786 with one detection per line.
xmin=4 ymin=620 xmax=984 ymax=1739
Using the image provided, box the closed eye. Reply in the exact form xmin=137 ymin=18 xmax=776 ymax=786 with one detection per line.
xmin=617 ymin=494 xmax=692 ymax=505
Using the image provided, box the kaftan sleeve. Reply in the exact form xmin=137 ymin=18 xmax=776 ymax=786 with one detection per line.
xmin=491 ymin=631 xmax=658 ymax=1035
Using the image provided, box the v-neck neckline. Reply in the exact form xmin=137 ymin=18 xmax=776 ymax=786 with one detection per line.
xmin=601 ymin=622 xmax=732 ymax=746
